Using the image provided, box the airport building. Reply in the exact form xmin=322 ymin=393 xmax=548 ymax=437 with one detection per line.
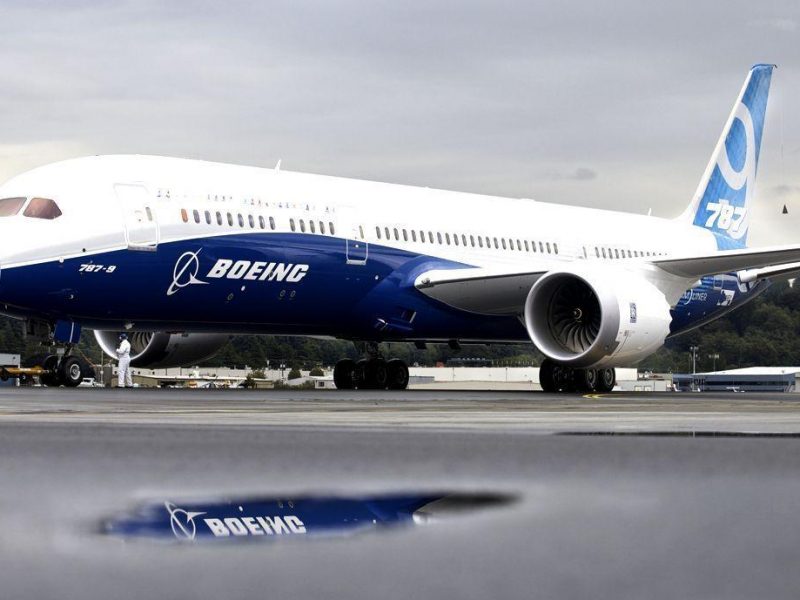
xmin=673 ymin=367 xmax=800 ymax=393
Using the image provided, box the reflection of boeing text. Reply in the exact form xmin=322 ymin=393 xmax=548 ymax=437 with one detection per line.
xmin=204 ymin=515 xmax=307 ymax=536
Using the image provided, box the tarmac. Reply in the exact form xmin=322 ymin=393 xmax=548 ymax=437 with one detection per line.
xmin=2 ymin=387 xmax=800 ymax=599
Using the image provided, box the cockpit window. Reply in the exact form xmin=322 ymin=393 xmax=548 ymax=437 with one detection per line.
xmin=0 ymin=197 xmax=26 ymax=217
xmin=23 ymin=198 xmax=62 ymax=220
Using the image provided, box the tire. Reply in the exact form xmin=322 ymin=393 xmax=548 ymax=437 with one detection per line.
xmin=40 ymin=355 xmax=61 ymax=387
xmin=539 ymin=358 xmax=574 ymax=393
xmin=58 ymin=356 xmax=83 ymax=387
xmin=574 ymin=368 xmax=598 ymax=393
xmin=333 ymin=359 xmax=356 ymax=390
xmin=364 ymin=359 xmax=388 ymax=390
xmin=386 ymin=359 xmax=409 ymax=390
xmin=353 ymin=359 xmax=369 ymax=389
xmin=595 ymin=368 xmax=616 ymax=393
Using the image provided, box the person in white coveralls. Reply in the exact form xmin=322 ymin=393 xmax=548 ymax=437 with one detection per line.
xmin=116 ymin=333 xmax=133 ymax=388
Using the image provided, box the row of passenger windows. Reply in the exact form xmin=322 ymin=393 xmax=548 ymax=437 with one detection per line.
xmin=180 ymin=208 xmax=337 ymax=237
xmin=375 ymin=226 xmax=559 ymax=254
xmin=594 ymin=246 xmax=664 ymax=259
xmin=179 ymin=206 xmax=667 ymax=260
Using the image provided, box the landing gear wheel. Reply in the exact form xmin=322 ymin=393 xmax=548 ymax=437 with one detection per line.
xmin=363 ymin=358 xmax=388 ymax=390
xmin=539 ymin=358 xmax=575 ymax=393
xmin=595 ymin=368 xmax=616 ymax=393
xmin=58 ymin=356 xmax=83 ymax=388
xmin=40 ymin=355 xmax=60 ymax=387
xmin=575 ymin=368 xmax=598 ymax=393
xmin=386 ymin=359 xmax=409 ymax=390
xmin=333 ymin=359 xmax=356 ymax=390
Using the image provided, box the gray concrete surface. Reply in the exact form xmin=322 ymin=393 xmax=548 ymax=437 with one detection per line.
xmin=1 ymin=388 xmax=800 ymax=599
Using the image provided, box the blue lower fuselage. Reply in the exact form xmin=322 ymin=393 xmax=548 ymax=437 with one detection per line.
xmin=0 ymin=233 xmax=768 ymax=343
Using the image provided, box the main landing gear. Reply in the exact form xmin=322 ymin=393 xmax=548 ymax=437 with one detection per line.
xmin=333 ymin=343 xmax=409 ymax=390
xmin=38 ymin=352 xmax=88 ymax=388
xmin=538 ymin=358 xmax=616 ymax=394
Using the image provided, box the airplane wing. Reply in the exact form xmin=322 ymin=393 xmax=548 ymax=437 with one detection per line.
xmin=652 ymin=244 xmax=800 ymax=279
xmin=414 ymin=267 xmax=545 ymax=314
xmin=736 ymin=261 xmax=800 ymax=283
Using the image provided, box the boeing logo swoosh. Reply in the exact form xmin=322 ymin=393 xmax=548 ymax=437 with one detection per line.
xmin=165 ymin=501 xmax=206 ymax=541
xmin=167 ymin=249 xmax=208 ymax=296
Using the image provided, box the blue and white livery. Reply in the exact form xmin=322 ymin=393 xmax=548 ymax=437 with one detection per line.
xmin=0 ymin=65 xmax=795 ymax=392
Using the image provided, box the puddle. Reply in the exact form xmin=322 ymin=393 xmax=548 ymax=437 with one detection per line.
xmin=102 ymin=492 xmax=516 ymax=543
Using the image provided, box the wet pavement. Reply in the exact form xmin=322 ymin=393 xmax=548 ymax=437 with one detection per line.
xmin=1 ymin=388 xmax=799 ymax=599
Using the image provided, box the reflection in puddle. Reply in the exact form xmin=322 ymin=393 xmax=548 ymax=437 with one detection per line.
xmin=103 ymin=492 xmax=515 ymax=543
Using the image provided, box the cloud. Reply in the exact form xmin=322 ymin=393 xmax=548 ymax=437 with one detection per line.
xmin=750 ymin=17 xmax=798 ymax=32
xmin=773 ymin=184 xmax=800 ymax=196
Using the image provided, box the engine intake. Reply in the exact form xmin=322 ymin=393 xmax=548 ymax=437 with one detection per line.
xmin=524 ymin=267 xmax=671 ymax=368
xmin=94 ymin=331 xmax=229 ymax=369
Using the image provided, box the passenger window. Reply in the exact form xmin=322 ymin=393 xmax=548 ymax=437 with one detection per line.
xmin=216 ymin=212 xmax=223 ymax=225
xmin=385 ymin=227 xmax=391 ymax=239
xmin=554 ymin=243 xmax=559 ymax=255
xmin=420 ymin=230 xmax=425 ymax=242
xmin=238 ymin=214 xmax=245 ymax=228
xmin=227 ymin=213 xmax=234 ymax=226
xmin=453 ymin=234 xmax=459 ymax=246
xmin=485 ymin=237 xmax=491 ymax=248
xmin=445 ymin=233 xmax=451 ymax=245
xmin=290 ymin=218 xmax=296 ymax=232
xmin=539 ymin=242 xmax=544 ymax=253
xmin=501 ymin=239 xmax=506 ymax=250
xmin=22 ymin=198 xmax=61 ymax=220
xmin=470 ymin=235 xmax=475 ymax=247
xmin=258 ymin=216 xmax=265 ymax=229
xmin=319 ymin=221 xmax=326 ymax=234
xmin=270 ymin=217 xmax=276 ymax=230
xmin=0 ymin=197 xmax=26 ymax=217
xmin=429 ymin=232 xmax=435 ymax=243
xmin=394 ymin=228 xmax=399 ymax=240
xmin=247 ymin=214 xmax=254 ymax=228
xmin=601 ymin=248 xmax=607 ymax=258
xmin=478 ymin=237 xmax=483 ymax=248
xmin=181 ymin=208 xmax=188 ymax=223
xmin=205 ymin=210 xmax=211 ymax=224
xmin=524 ymin=240 xmax=529 ymax=252
xmin=376 ymin=226 xmax=381 ymax=239
xmin=462 ymin=234 xmax=467 ymax=246
xmin=310 ymin=220 xmax=316 ymax=234
xmin=437 ymin=232 xmax=443 ymax=244
xmin=402 ymin=229 xmax=408 ymax=242
xmin=595 ymin=247 xmax=599 ymax=258
xmin=299 ymin=219 xmax=306 ymax=233
xmin=329 ymin=222 xmax=335 ymax=235
xmin=193 ymin=209 xmax=200 ymax=223
xmin=493 ymin=238 xmax=499 ymax=249
xmin=359 ymin=226 xmax=364 ymax=238
xmin=411 ymin=230 xmax=417 ymax=242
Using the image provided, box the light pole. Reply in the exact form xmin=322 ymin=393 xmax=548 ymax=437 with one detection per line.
xmin=707 ymin=352 xmax=719 ymax=372
xmin=689 ymin=345 xmax=700 ymax=391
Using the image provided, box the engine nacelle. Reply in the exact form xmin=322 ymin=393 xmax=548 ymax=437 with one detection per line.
xmin=94 ymin=331 xmax=229 ymax=369
xmin=524 ymin=267 xmax=671 ymax=368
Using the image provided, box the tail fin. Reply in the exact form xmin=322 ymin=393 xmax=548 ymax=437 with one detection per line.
xmin=679 ymin=64 xmax=775 ymax=249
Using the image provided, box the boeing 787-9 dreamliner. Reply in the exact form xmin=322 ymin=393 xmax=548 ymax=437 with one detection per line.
xmin=0 ymin=64 xmax=794 ymax=391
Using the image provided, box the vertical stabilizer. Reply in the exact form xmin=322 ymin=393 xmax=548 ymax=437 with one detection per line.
xmin=679 ymin=64 xmax=775 ymax=249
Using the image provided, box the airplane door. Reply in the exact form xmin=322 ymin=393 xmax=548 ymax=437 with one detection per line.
xmin=115 ymin=184 xmax=159 ymax=250
xmin=346 ymin=226 xmax=368 ymax=265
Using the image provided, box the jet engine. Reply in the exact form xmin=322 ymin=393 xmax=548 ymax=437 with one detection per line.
xmin=94 ymin=331 xmax=230 ymax=369
xmin=524 ymin=267 xmax=671 ymax=368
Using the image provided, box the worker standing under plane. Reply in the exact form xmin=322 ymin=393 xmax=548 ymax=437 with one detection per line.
xmin=116 ymin=333 xmax=133 ymax=388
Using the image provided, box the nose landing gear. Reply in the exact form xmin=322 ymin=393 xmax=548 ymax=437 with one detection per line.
xmin=538 ymin=358 xmax=616 ymax=394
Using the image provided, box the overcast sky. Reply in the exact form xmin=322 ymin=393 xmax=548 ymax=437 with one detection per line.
xmin=1 ymin=1 xmax=798 ymax=244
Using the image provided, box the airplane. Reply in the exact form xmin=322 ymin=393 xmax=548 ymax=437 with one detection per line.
xmin=0 ymin=64 xmax=796 ymax=393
